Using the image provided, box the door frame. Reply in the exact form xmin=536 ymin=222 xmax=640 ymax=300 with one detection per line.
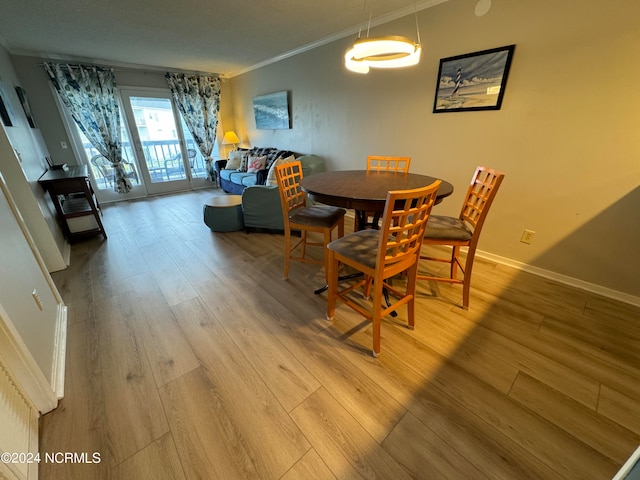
xmin=54 ymin=89 xmax=147 ymax=204
xmin=53 ymin=84 xmax=217 ymax=203
xmin=119 ymin=87 xmax=192 ymax=196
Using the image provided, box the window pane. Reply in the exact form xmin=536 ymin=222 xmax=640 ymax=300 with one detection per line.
xmin=177 ymin=114 xmax=219 ymax=179
xmin=75 ymin=124 xmax=140 ymax=190
xmin=129 ymin=96 xmax=186 ymax=183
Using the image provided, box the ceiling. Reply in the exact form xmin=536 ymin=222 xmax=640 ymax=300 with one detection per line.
xmin=0 ymin=0 xmax=447 ymax=77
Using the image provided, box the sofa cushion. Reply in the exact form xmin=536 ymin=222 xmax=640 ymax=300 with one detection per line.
xmin=228 ymin=171 xmax=255 ymax=185
xmin=267 ymin=150 xmax=295 ymax=169
xmin=225 ymin=150 xmax=244 ymax=170
xmin=220 ymin=170 xmax=256 ymax=185
xmin=247 ymin=155 xmax=267 ymax=173
xmin=240 ymin=175 xmax=259 ymax=188
xmin=218 ymin=169 xmax=235 ymax=182
xmin=265 ymin=154 xmax=296 ymax=186
xmin=249 ymin=147 xmax=274 ymax=156
xmin=238 ymin=153 xmax=249 ymax=172
xmin=296 ymin=154 xmax=327 ymax=177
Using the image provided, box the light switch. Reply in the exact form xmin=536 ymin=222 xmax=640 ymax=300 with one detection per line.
xmin=32 ymin=289 xmax=43 ymax=311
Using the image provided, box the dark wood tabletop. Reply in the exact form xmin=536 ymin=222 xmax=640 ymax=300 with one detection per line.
xmin=38 ymin=165 xmax=89 ymax=184
xmin=301 ymin=170 xmax=454 ymax=212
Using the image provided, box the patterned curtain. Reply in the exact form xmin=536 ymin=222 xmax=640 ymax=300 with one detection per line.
xmin=43 ymin=63 xmax=132 ymax=193
xmin=166 ymin=73 xmax=221 ymax=182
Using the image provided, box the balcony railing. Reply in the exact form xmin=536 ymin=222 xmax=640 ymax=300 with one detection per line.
xmin=83 ymin=139 xmax=214 ymax=189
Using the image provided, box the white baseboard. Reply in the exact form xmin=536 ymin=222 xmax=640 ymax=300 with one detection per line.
xmin=50 ymin=304 xmax=68 ymax=400
xmin=613 ymin=445 xmax=640 ymax=480
xmin=361 ymin=211 xmax=640 ymax=308
xmin=0 ymin=304 xmax=58 ymax=414
xmin=476 ymin=250 xmax=640 ymax=308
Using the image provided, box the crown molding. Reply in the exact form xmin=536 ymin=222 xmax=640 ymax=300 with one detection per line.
xmin=227 ymin=0 xmax=449 ymax=78
xmin=9 ymin=49 xmax=221 ymax=77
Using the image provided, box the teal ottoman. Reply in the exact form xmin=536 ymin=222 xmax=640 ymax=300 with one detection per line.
xmin=203 ymin=195 xmax=245 ymax=232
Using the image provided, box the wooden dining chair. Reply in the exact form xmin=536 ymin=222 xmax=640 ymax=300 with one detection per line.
xmin=367 ymin=155 xmax=411 ymax=173
xmin=275 ymin=160 xmax=346 ymax=281
xmin=358 ymin=156 xmax=412 ymax=230
xmin=418 ymin=166 xmax=505 ymax=309
xmin=326 ymin=181 xmax=441 ymax=357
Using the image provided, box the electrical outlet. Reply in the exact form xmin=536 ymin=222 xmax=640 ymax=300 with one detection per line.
xmin=520 ymin=229 xmax=535 ymax=244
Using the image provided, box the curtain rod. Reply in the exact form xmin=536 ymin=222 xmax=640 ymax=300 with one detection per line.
xmin=37 ymin=62 xmax=220 ymax=77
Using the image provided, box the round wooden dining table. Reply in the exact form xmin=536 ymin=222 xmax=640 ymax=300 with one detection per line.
xmin=301 ymin=170 xmax=454 ymax=230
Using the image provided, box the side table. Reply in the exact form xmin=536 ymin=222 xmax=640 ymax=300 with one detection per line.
xmin=38 ymin=165 xmax=107 ymax=242
xmin=203 ymin=195 xmax=244 ymax=232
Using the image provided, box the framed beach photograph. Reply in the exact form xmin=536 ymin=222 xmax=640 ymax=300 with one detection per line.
xmin=253 ymin=91 xmax=290 ymax=129
xmin=15 ymin=86 xmax=37 ymax=128
xmin=433 ymin=44 xmax=515 ymax=113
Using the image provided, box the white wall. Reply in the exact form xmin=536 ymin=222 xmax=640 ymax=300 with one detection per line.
xmin=227 ymin=0 xmax=640 ymax=298
xmin=0 ymin=46 xmax=67 ymax=272
xmin=0 ymin=170 xmax=65 ymax=413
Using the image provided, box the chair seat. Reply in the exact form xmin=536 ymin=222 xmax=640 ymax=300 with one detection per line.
xmin=275 ymin=159 xmax=345 ymax=281
xmin=326 ymin=182 xmax=441 ymax=357
xmin=425 ymin=215 xmax=473 ymax=241
xmin=328 ymin=229 xmax=380 ymax=269
xmin=419 ymin=167 xmax=505 ymax=310
xmin=290 ymin=205 xmax=346 ymax=228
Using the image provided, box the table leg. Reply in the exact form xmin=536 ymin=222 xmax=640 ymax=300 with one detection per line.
xmin=355 ymin=210 xmax=382 ymax=230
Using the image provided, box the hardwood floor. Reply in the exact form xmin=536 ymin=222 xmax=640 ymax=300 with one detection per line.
xmin=40 ymin=189 xmax=640 ymax=479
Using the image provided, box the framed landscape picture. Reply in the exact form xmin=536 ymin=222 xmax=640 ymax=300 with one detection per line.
xmin=433 ymin=44 xmax=515 ymax=113
xmin=253 ymin=91 xmax=290 ymax=129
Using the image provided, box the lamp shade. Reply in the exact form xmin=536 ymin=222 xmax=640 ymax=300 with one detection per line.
xmin=345 ymin=36 xmax=421 ymax=74
xmin=222 ymin=131 xmax=240 ymax=145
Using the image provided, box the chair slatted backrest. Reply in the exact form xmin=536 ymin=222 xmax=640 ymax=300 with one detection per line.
xmin=459 ymin=167 xmax=505 ymax=232
xmin=275 ymin=160 xmax=306 ymax=215
xmin=377 ymin=181 xmax=441 ymax=272
xmin=367 ymin=156 xmax=411 ymax=173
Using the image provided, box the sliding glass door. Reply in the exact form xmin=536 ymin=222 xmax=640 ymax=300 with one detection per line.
xmin=61 ymin=86 xmax=217 ymax=202
xmin=120 ymin=88 xmax=192 ymax=195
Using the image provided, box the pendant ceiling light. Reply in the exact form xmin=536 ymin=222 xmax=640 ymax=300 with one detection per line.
xmin=345 ymin=1 xmax=422 ymax=74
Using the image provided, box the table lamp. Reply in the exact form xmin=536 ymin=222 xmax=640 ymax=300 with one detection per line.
xmin=222 ymin=131 xmax=240 ymax=156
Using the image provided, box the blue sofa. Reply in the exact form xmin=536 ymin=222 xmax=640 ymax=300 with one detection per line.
xmin=241 ymin=155 xmax=327 ymax=231
xmin=214 ymin=147 xmax=295 ymax=195
xmin=214 ymin=149 xmax=327 ymax=231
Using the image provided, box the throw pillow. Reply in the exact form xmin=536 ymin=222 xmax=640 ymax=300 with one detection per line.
xmin=238 ymin=153 xmax=249 ymax=172
xmin=247 ymin=155 xmax=267 ymax=173
xmin=224 ymin=150 xmax=243 ymax=170
xmin=265 ymin=154 xmax=296 ymax=186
